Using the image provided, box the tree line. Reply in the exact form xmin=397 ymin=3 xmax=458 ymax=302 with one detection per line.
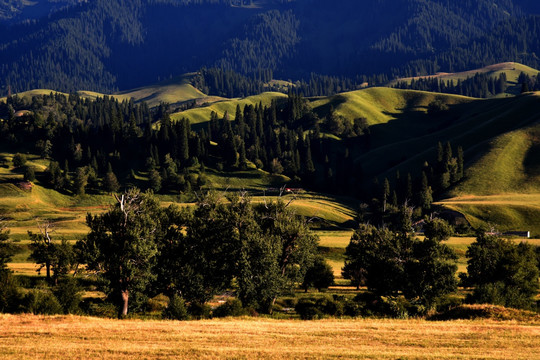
xmin=2 ymin=191 xmax=538 ymax=319
xmin=392 ymin=73 xmax=509 ymax=98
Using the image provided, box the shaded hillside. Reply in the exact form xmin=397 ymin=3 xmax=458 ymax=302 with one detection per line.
xmin=2 ymin=0 xmax=540 ymax=95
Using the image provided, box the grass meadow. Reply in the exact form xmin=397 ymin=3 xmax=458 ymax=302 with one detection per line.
xmin=0 ymin=314 xmax=539 ymax=359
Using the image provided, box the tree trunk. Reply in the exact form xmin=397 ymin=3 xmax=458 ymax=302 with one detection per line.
xmin=120 ymin=289 xmax=129 ymax=317
xmin=46 ymin=262 xmax=51 ymax=282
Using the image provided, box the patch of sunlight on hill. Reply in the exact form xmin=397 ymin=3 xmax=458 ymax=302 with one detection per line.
xmin=438 ymin=194 xmax=540 ymax=236
xmin=386 ymin=62 xmax=540 ymax=96
xmin=170 ymin=92 xmax=287 ymax=124
xmin=310 ymin=87 xmax=472 ymax=126
xmin=453 ymin=122 xmax=540 ymax=196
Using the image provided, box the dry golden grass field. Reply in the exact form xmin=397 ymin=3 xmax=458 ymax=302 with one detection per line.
xmin=0 ymin=314 xmax=539 ymax=359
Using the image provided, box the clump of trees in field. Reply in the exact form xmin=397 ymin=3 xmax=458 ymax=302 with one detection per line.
xmin=76 ymin=188 xmax=321 ymax=317
xmin=342 ymin=217 xmax=540 ymax=317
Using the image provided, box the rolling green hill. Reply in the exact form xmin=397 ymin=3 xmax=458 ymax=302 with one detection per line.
xmin=0 ymin=75 xmax=214 ymax=108
xmin=170 ymin=92 xmax=288 ymax=124
xmin=387 ymin=62 xmax=540 ymax=96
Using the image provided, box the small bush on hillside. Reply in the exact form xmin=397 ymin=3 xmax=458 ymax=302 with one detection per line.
xmin=12 ymin=153 xmax=27 ymax=168
xmin=213 ymin=298 xmax=245 ymax=318
xmin=162 ymin=295 xmax=189 ymax=320
xmin=23 ymin=166 xmax=36 ymax=182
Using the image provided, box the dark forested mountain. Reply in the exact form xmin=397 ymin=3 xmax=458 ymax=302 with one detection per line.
xmin=1 ymin=0 xmax=540 ymax=95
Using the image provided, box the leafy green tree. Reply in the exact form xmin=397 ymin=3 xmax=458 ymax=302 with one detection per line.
xmin=0 ymin=220 xmax=15 ymax=274
xmin=149 ymin=169 xmax=162 ymax=193
xmin=230 ymin=194 xmax=282 ymax=313
xmin=78 ymin=188 xmax=161 ymax=316
xmin=343 ymin=219 xmax=458 ymax=308
xmin=255 ymin=199 xmax=319 ymax=296
xmin=460 ymin=233 xmax=539 ymax=310
xmin=29 ymin=223 xmax=76 ymax=285
xmin=404 ymin=218 xmax=458 ymax=308
xmin=302 ymin=256 xmax=334 ymax=292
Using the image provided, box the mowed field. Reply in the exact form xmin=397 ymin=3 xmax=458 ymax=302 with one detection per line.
xmin=0 ymin=314 xmax=539 ymax=360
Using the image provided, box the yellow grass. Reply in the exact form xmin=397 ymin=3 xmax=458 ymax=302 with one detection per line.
xmin=0 ymin=314 xmax=538 ymax=359
xmin=316 ymin=230 xmax=354 ymax=248
xmin=7 ymin=263 xmax=40 ymax=276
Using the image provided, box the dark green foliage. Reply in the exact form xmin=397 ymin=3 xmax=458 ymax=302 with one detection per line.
xmin=213 ymin=298 xmax=246 ymax=318
xmin=295 ymin=297 xmax=343 ymax=320
xmin=103 ymin=170 xmax=121 ymax=193
xmin=12 ymin=153 xmax=26 ymax=167
xmin=188 ymin=302 xmax=212 ymax=320
xmin=0 ymin=222 xmax=15 ymax=273
xmin=343 ymin=219 xmax=458 ymax=309
xmin=0 ymin=271 xmax=22 ymax=313
xmin=53 ymin=277 xmax=83 ymax=314
xmin=77 ymin=188 xmax=161 ymax=317
xmin=23 ymin=166 xmax=36 ymax=182
xmin=302 ymin=256 xmax=334 ymax=292
xmin=22 ymin=289 xmax=63 ymax=315
xmin=162 ymin=295 xmax=189 ymax=320
xmin=29 ymin=227 xmax=76 ymax=284
xmin=2 ymin=0 xmax=540 ymax=97
xmin=395 ymin=73 xmax=509 ymax=98
xmin=460 ymin=233 xmax=539 ymax=310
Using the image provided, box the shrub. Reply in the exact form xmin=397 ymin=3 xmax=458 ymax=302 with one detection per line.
xmin=12 ymin=153 xmax=27 ymax=168
xmin=295 ymin=298 xmax=323 ymax=320
xmin=22 ymin=290 xmax=63 ymax=315
xmin=213 ymin=298 xmax=245 ymax=318
xmin=23 ymin=166 xmax=36 ymax=182
xmin=162 ymin=295 xmax=189 ymax=320
xmin=0 ymin=272 xmax=22 ymax=313
xmin=85 ymin=301 xmax=118 ymax=318
xmin=188 ymin=302 xmax=211 ymax=319
xmin=53 ymin=277 xmax=82 ymax=314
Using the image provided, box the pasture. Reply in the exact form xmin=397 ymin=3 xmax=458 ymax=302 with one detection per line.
xmin=0 ymin=314 xmax=539 ymax=359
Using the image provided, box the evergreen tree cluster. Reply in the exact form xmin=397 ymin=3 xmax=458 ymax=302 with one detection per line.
xmin=370 ymin=142 xmax=464 ymax=221
xmin=193 ymin=67 xmax=377 ymax=98
xmin=518 ymin=71 xmax=540 ymax=92
xmin=393 ymin=73 xmax=509 ymax=98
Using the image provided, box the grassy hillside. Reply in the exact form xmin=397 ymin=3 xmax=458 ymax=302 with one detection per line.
xmin=0 ymin=75 xmax=212 ymax=108
xmin=170 ymin=92 xmax=288 ymax=124
xmin=0 ymin=314 xmax=538 ymax=359
xmin=387 ymin=62 xmax=540 ymax=96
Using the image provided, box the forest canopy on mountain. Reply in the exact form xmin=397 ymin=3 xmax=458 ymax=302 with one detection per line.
xmin=1 ymin=0 xmax=540 ymax=95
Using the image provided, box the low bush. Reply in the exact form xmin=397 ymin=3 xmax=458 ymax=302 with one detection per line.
xmin=162 ymin=295 xmax=189 ymax=320
xmin=213 ymin=298 xmax=245 ymax=318
xmin=22 ymin=289 xmax=63 ymax=315
xmin=188 ymin=302 xmax=211 ymax=319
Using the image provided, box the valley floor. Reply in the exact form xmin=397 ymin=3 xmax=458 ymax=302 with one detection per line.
xmin=0 ymin=314 xmax=539 ymax=359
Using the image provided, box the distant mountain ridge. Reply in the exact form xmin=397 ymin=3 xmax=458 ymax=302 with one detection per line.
xmin=1 ymin=0 xmax=540 ymax=95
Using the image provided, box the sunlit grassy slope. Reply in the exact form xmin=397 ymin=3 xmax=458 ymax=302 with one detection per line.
xmin=170 ymin=92 xmax=288 ymax=124
xmin=0 ymin=314 xmax=538 ymax=360
xmin=1 ymin=75 xmax=212 ymax=108
xmin=387 ymin=62 xmax=540 ymax=96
